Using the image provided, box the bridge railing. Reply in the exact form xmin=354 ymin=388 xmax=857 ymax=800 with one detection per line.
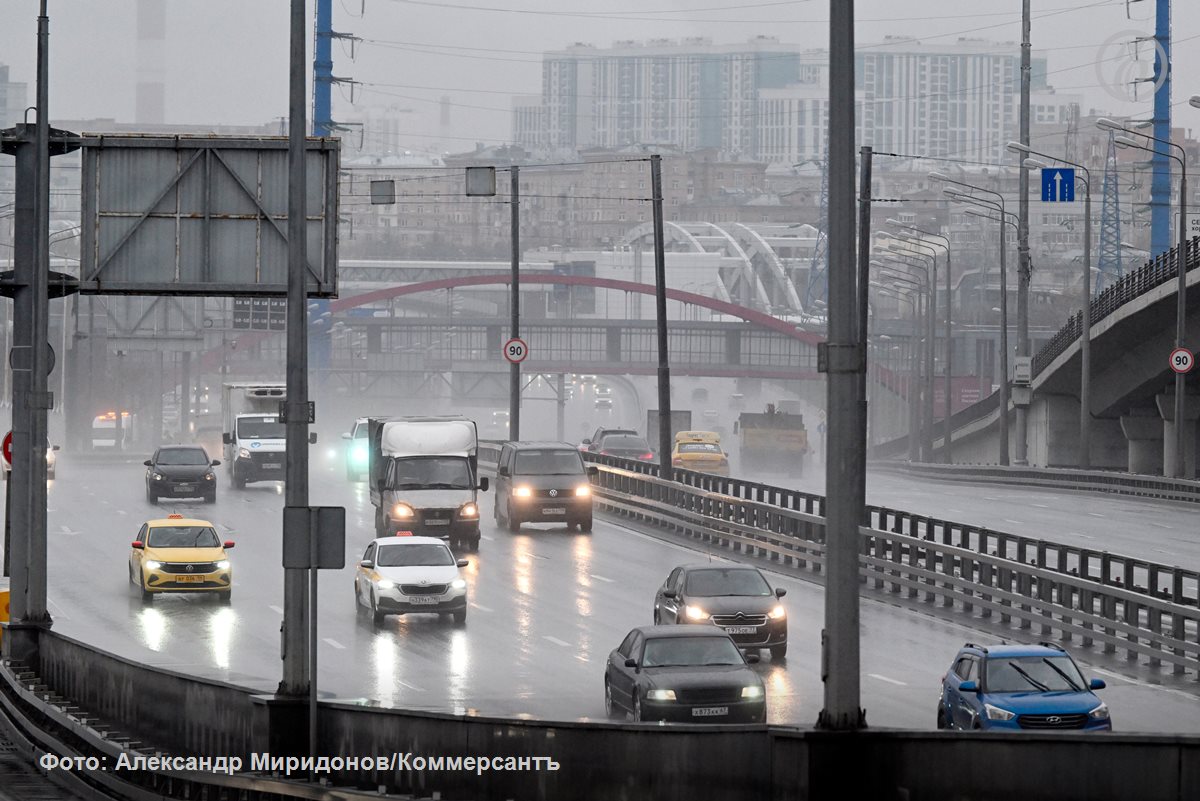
xmin=585 ymin=457 xmax=1200 ymax=677
xmin=1033 ymin=236 xmax=1199 ymax=377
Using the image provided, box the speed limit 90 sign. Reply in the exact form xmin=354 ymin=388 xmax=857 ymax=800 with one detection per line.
xmin=503 ymin=337 xmax=529 ymax=364
xmin=1170 ymin=348 xmax=1194 ymax=374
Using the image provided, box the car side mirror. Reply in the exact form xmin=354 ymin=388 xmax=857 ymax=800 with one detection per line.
xmin=222 ymin=433 xmax=232 ymax=445
xmin=1089 ymin=678 xmax=1106 ymax=690
xmin=498 ymin=467 xmax=510 ymax=477
xmin=587 ymin=465 xmax=599 ymax=477
xmin=624 ymin=657 xmax=637 ymax=669
xmin=662 ymin=589 xmax=677 ymax=599
xmin=456 ymin=559 xmax=469 ymax=568
xmin=745 ymin=652 xmax=761 ymax=664
xmin=309 ymin=433 xmax=318 ymax=444
xmin=143 ymin=460 xmax=153 ymax=467
xmin=131 ymin=541 xmax=144 ymax=549
xmin=52 ymin=445 xmax=60 ymax=452
xmin=582 ymin=438 xmax=591 ymax=445
xmin=359 ymin=559 xmax=374 ymax=569
xmin=958 ymin=680 xmax=979 ymax=693
xmin=479 ymin=477 xmax=489 ymax=492
xmin=211 ymin=459 xmax=221 ymax=466
xmin=341 ymin=432 xmax=352 ymax=440
xmin=775 ymin=587 xmax=787 ymax=598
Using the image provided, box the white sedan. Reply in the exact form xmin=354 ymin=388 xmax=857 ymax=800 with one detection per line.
xmin=354 ymin=536 xmax=469 ymax=626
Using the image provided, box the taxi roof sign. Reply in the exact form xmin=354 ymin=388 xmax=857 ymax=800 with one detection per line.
xmin=675 ymin=430 xmax=721 ymax=443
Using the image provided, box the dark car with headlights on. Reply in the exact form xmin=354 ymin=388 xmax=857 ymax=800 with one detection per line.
xmin=653 ymin=565 xmax=788 ymax=660
xmin=594 ymin=433 xmax=655 ymax=461
xmin=604 ymin=626 xmax=765 ymax=723
xmin=145 ymin=446 xmax=220 ymax=503
xmin=494 ymin=441 xmax=597 ymax=532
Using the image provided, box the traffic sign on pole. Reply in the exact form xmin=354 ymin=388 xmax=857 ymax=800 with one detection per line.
xmin=1040 ymin=168 xmax=1076 ymax=202
xmin=1169 ymin=347 xmax=1194 ymax=374
xmin=503 ymin=337 xmax=529 ymax=364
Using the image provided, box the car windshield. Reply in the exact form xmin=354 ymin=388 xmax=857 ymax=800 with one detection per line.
xmin=237 ymin=417 xmax=285 ymax=439
xmin=679 ymin=443 xmax=721 ymax=454
xmin=353 ymin=424 xmax=367 ymax=438
xmin=146 ymin=526 xmax=220 ymax=548
xmin=515 ymin=449 xmax=585 ymax=475
xmin=156 ymin=448 xmax=208 ymax=466
xmin=685 ymin=568 xmax=772 ymax=597
xmin=985 ymin=656 xmax=1087 ymax=693
xmin=601 ymin=436 xmax=649 ymax=450
xmin=387 ymin=456 xmax=472 ymax=490
xmin=375 ymin=543 xmax=455 ymax=567
xmin=642 ymin=636 xmax=744 ymax=667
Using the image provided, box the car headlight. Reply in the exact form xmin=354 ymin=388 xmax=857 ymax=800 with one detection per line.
xmin=152 ymin=472 xmax=164 ymax=481
xmin=144 ymin=560 xmax=163 ymax=570
xmin=514 ymin=486 xmax=532 ymax=499
xmin=377 ymin=579 xmax=395 ymax=590
xmin=351 ymin=445 xmax=368 ymax=465
xmin=646 ymin=689 xmax=676 ymax=702
xmin=451 ymin=578 xmax=467 ymax=590
xmin=458 ymin=502 xmax=479 ymax=519
xmin=575 ymin=484 xmax=591 ymax=497
xmin=983 ymin=703 xmax=1015 ymax=721
xmin=741 ymin=686 xmax=764 ymax=699
xmin=685 ymin=605 xmax=709 ymax=621
xmin=238 ymin=447 xmax=251 ymax=459
xmin=217 ymin=560 xmax=230 ymax=570
xmin=204 ymin=472 xmax=215 ymax=481
xmin=392 ymin=503 xmax=414 ymax=519
xmin=768 ymin=604 xmax=786 ymax=619
xmin=1088 ymin=702 xmax=1109 ymax=721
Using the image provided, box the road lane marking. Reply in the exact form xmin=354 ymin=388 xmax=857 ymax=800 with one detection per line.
xmin=1152 ymin=549 xmax=1176 ymax=556
xmin=1150 ymin=523 xmax=1173 ymax=530
xmin=116 ymin=510 xmax=127 ymax=515
xmin=322 ymin=638 xmax=346 ymax=650
xmin=471 ymin=603 xmax=493 ymax=612
xmin=1003 ymin=519 xmax=1023 ymax=525
xmin=1030 ymin=503 xmax=1050 ymax=509
xmin=397 ymin=680 xmax=424 ymax=692
xmin=543 ymin=636 xmax=571 ymax=647
xmin=1067 ymin=532 xmax=1095 ymax=540
xmin=269 ymin=605 xmax=283 ymax=614
xmin=1086 ymin=512 xmax=1106 ymax=518
xmin=589 ymin=574 xmax=614 ymax=583
xmin=867 ymin=673 xmax=907 ymax=687
xmin=59 ymin=525 xmax=80 ymax=536
xmin=481 ymin=535 xmax=495 ymax=541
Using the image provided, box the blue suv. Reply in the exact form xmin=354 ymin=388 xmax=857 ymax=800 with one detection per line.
xmin=937 ymin=642 xmax=1111 ymax=732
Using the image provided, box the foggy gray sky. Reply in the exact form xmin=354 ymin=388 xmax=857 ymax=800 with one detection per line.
xmin=1 ymin=0 xmax=1198 ymax=153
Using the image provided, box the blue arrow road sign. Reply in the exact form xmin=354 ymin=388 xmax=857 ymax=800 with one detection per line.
xmin=1041 ymin=168 xmax=1076 ymax=202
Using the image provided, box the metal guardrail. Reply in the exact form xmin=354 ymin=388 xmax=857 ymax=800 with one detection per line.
xmin=1033 ymin=237 xmax=1199 ymax=377
xmin=586 ymin=460 xmax=1200 ymax=676
xmin=870 ymin=460 xmax=1200 ymax=504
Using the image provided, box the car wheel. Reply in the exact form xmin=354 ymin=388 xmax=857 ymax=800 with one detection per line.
xmin=370 ymin=592 xmax=385 ymax=627
xmin=631 ymin=693 xmax=644 ymax=723
xmin=936 ymin=706 xmax=947 ymax=730
xmin=579 ymin=516 xmax=593 ymax=533
xmin=139 ymin=573 xmax=153 ymax=603
xmin=452 ymin=608 xmax=467 ymax=626
xmin=506 ymin=504 xmax=520 ymax=532
xmin=604 ymin=678 xmax=621 ymax=719
xmin=653 ymin=608 xmax=661 ymax=625
xmin=145 ymin=485 xmax=156 ymax=503
xmin=204 ymin=492 xmax=216 ymax=504
xmin=770 ymin=643 xmax=788 ymax=660
xmin=233 ymin=474 xmax=246 ymax=490
xmin=218 ymin=589 xmax=232 ymax=604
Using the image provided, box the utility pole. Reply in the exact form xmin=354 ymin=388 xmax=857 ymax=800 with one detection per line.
xmin=1015 ymin=0 xmax=1032 ymax=465
xmin=817 ymin=0 xmax=865 ymax=731
xmin=280 ymin=0 xmax=311 ymax=708
xmin=856 ymin=147 xmax=872 ymax=515
xmin=651 ymin=155 xmax=674 ymax=477
xmin=509 ymin=166 xmax=521 ymax=441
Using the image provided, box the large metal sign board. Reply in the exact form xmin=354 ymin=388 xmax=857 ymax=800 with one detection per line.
xmin=79 ymin=135 xmax=339 ymax=297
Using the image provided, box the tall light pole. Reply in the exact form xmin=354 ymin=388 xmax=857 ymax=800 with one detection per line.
xmin=871 ymin=268 xmax=923 ymax=462
xmin=1015 ymin=0 xmax=1033 ymax=466
xmin=1100 ymin=117 xmax=1190 ymax=477
xmin=890 ymin=221 xmax=954 ymax=462
xmin=1010 ymin=142 xmax=1093 ymax=469
xmin=888 ymin=242 xmax=937 ymax=461
xmin=875 ymin=258 xmax=929 ymax=462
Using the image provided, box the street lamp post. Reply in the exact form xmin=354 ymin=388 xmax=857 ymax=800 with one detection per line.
xmin=1100 ymin=117 xmax=1190 ymax=477
xmin=1009 ymin=142 xmax=1094 ymax=469
xmin=871 ymin=284 xmax=920 ymax=452
xmin=875 ymin=258 xmax=929 ymax=462
xmin=888 ymin=242 xmax=937 ymax=461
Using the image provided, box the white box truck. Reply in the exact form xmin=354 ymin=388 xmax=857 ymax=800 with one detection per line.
xmin=367 ymin=416 xmax=488 ymax=551
xmin=222 ymin=383 xmax=287 ymax=489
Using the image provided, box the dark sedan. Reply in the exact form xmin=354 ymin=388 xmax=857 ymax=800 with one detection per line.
xmin=145 ymin=446 xmax=220 ymax=503
xmin=653 ymin=565 xmax=788 ymax=660
xmin=594 ymin=433 xmax=655 ymax=461
xmin=604 ymin=626 xmax=766 ymax=723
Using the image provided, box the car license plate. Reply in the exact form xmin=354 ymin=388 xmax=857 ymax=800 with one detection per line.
xmin=408 ymin=596 xmax=438 ymax=605
xmin=174 ymin=485 xmax=192 ymax=492
xmin=176 ymin=575 xmax=203 ymax=583
xmin=544 ymin=506 xmax=566 ymax=514
xmin=724 ymin=626 xmax=758 ymax=634
xmin=425 ymin=519 xmax=450 ymax=526
xmin=692 ymin=706 xmax=728 ymax=717
xmin=263 ymin=462 xmax=282 ymax=470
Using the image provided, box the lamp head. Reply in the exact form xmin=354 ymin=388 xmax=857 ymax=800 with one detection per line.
xmin=1006 ymin=141 xmax=1031 ymax=155
xmin=1095 ymin=117 xmax=1123 ymax=132
xmin=928 ymin=171 xmax=950 ymax=182
xmin=1022 ymin=157 xmax=1048 ymax=170
xmin=1190 ymin=95 xmax=1200 ymax=110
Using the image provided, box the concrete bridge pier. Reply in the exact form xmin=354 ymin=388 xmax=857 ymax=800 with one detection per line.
xmin=1120 ymin=407 xmax=1165 ymax=475
xmin=1156 ymin=391 xmax=1200 ymax=479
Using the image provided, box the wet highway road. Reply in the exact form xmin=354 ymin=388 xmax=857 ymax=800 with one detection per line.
xmin=20 ymin=453 xmax=1200 ymax=733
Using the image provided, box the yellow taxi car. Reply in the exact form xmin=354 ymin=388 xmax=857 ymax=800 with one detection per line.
xmin=129 ymin=514 xmax=235 ymax=603
xmin=671 ymin=431 xmax=730 ymax=476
